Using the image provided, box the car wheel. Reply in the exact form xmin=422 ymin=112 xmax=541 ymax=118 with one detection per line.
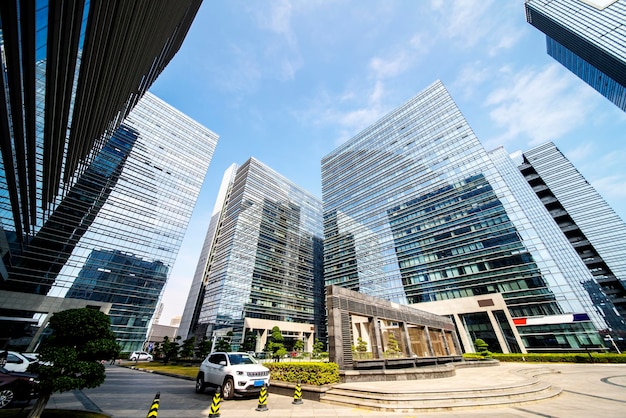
xmin=222 ymin=377 xmax=234 ymax=400
xmin=195 ymin=374 xmax=206 ymax=394
xmin=0 ymin=388 xmax=15 ymax=409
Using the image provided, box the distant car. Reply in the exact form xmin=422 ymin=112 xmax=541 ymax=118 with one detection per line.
xmin=1 ymin=352 xmax=32 ymax=373
xmin=129 ymin=351 xmax=153 ymax=361
xmin=195 ymin=352 xmax=270 ymax=399
xmin=0 ymin=366 xmax=39 ymax=409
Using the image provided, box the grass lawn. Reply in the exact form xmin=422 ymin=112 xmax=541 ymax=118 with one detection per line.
xmin=125 ymin=361 xmax=199 ymax=379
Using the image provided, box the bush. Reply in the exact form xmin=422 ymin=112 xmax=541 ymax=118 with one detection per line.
xmin=488 ymin=352 xmax=626 ymax=363
xmin=265 ymin=361 xmax=340 ymax=385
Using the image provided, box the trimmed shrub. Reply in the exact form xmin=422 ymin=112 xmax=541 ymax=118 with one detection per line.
xmin=265 ymin=361 xmax=340 ymax=385
xmin=488 ymin=352 xmax=626 ymax=363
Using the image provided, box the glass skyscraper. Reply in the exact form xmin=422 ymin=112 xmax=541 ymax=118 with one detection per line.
xmin=525 ymin=0 xmax=626 ymax=111
xmin=518 ymin=142 xmax=626 ymax=348
xmin=181 ymin=158 xmax=324 ymax=351
xmin=1 ymin=92 xmax=218 ymax=351
xmin=321 ymin=81 xmax=608 ymax=352
xmin=0 ymin=0 xmax=211 ymax=352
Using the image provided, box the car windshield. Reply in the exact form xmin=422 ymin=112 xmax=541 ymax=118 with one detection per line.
xmin=227 ymin=353 xmax=256 ymax=365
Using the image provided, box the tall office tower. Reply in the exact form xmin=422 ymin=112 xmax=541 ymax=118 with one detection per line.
xmin=525 ymin=0 xmax=626 ymax=111
xmin=0 ymin=1 xmax=204 ymax=350
xmin=519 ymin=142 xmax=626 ymax=348
xmin=180 ymin=158 xmax=324 ymax=352
xmin=321 ymin=80 xmax=609 ymax=352
xmin=2 ymin=92 xmax=217 ymax=351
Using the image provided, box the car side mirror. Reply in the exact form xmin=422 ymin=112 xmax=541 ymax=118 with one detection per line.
xmin=219 ymin=360 xmax=226 ymax=366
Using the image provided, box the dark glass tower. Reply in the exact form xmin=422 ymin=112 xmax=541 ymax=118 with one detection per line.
xmin=525 ymin=0 xmax=626 ymax=111
xmin=0 ymin=0 xmax=214 ymax=351
xmin=519 ymin=142 xmax=626 ymax=349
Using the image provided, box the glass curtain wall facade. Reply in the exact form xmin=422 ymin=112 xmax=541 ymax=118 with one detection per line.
xmin=525 ymin=0 xmax=626 ymax=111
xmin=187 ymin=158 xmax=324 ymax=348
xmin=518 ymin=142 xmax=626 ymax=348
xmin=321 ymin=80 xmax=607 ymax=351
xmin=0 ymin=0 xmax=204 ymax=351
xmin=1 ymin=92 xmax=219 ymax=351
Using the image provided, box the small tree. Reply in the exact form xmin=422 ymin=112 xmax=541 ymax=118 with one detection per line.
xmin=265 ymin=326 xmax=285 ymax=361
xmin=215 ymin=331 xmax=233 ymax=352
xmin=180 ymin=336 xmax=196 ymax=359
xmin=312 ymin=338 xmax=324 ymax=359
xmin=241 ymin=330 xmax=257 ymax=352
xmin=385 ymin=332 xmax=401 ymax=356
xmin=293 ymin=339 xmax=305 ymax=353
xmin=356 ymin=337 xmax=368 ymax=352
xmin=196 ymin=336 xmax=212 ymax=358
xmin=26 ymin=308 xmax=120 ymax=418
xmin=162 ymin=335 xmax=181 ymax=364
xmin=474 ymin=338 xmax=490 ymax=356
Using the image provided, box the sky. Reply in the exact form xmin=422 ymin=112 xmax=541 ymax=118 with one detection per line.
xmin=149 ymin=0 xmax=626 ymax=325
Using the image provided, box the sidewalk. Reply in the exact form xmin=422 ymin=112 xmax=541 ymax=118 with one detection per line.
xmin=48 ymin=362 xmax=626 ymax=418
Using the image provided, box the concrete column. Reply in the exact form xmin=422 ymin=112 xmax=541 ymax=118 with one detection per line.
xmin=400 ymin=322 xmax=414 ymax=356
xmin=369 ymin=316 xmax=384 ymax=359
xmin=305 ymin=332 xmax=314 ymax=353
xmin=328 ymin=307 xmax=344 ymax=368
xmin=450 ymin=328 xmax=463 ymax=356
xmin=441 ymin=329 xmax=451 ymax=355
xmin=500 ymin=309 xmax=527 ymax=354
xmin=453 ymin=313 xmax=472 ymax=353
xmin=27 ymin=312 xmax=52 ymax=353
xmin=487 ymin=310 xmax=509 ymax=354
xmin=424 ymin=326 xmax=434 ymax=356
xmin=257 ymin=329 xmax=268 ymax=353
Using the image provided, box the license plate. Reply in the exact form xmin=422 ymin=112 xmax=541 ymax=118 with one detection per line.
xmin=254 ymin=380 xmax=264 ymax=387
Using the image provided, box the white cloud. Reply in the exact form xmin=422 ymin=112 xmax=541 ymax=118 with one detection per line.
xmin=429 ymin=0 xmax=523 ymax=54
xmin=453 ymin=60 xmax=492 ymax=99
xmin=370 ymin=52 xmax=410 ymax=79
xmin=483 ymin=63 xmax=598 ymax=149
xmin=255 ymin=0 xmax=295 ymax=43
xmin=249 ymin=0 xmax=302 ymax=81
xmin=592 ymin=175 xmax=626 ymax=199
xmin=565 ymin=142 xmax=594 ymax=162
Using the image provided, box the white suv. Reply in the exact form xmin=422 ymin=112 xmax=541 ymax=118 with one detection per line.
xmin=195 ymin=352 xmax=270 ymax=399
xmin=129 ymin=351 xmax=153 ymax=361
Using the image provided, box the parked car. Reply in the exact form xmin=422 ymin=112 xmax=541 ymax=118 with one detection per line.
xmin=1 ymin=351 xmax=32 ymax=373
xmin=129 ymin=351 xmax=153 ymax=361
xmin=20 ymin=353 xmax=39 ymax=363
xmin=0 ymin=366 xmax=39 ymax=409
xmin=195 ymin=352 xmax=270 ymax=399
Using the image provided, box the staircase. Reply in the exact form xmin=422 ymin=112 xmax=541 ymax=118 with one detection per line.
xmin=320 ymin=367 xmax=562 ymax=413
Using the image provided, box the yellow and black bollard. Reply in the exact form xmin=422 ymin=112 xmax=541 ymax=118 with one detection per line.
xmin=208 ymin=386 xmax=221 ymax=418
xmin=292 ymin=381 xmax=303 ymax=405
xmin=146 ymin=391 xmax=160 ymax=418
xmin=255 ymin=383 xmax=269 ymax=411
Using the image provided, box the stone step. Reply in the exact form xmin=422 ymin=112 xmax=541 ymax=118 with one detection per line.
xmin=325 ymin=379 xmax=553 ymax=401
xmin=320 ymin=387 xmax=563 ymax=413
xmin=320 ymin=369 xmax=563 ymax=413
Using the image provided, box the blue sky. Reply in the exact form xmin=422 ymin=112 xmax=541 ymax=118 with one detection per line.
xmin=150 ymin=0 xmax=626 ymax=324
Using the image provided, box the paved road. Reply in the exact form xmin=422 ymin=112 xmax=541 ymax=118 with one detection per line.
xmin=41 ymin=362 xmax=626 ymax=418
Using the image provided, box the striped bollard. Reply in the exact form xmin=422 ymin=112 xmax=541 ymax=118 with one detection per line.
xmin=208 ymin=386 xmax=221 ymax=418
xmin=255 ymin=383 xmax=269 ymax=411
xmin=292 ymin=381 xmax=303 ymax=405
xmin=146 ymin=392 xmax=160 ymax=418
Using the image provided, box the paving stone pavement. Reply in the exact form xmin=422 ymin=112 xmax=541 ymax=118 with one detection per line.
xmin=44 ymin=362 xmax=626 ymax=418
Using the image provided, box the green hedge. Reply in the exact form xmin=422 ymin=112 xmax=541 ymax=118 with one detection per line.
xmin=266 ymin=361 xmax=340 ymax=385
xmin=475 ymin=352 xmax=626 ymax=363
